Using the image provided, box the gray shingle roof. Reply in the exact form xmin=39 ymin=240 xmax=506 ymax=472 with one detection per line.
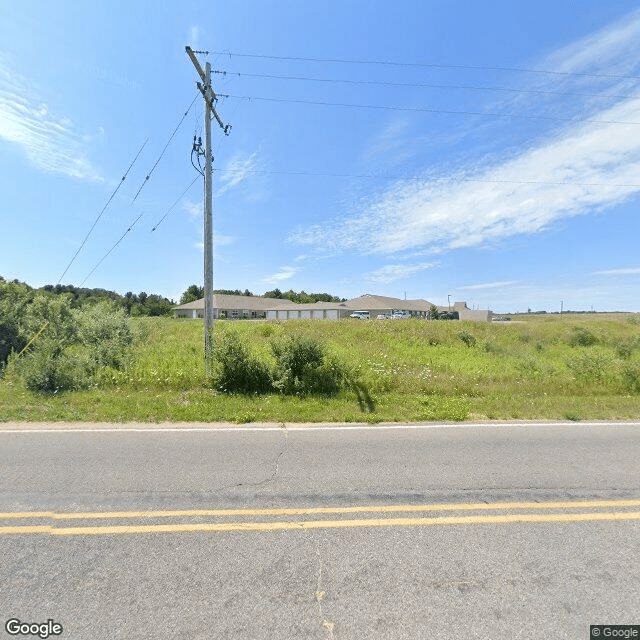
xmin=174 ymin=295 xmax=292 ymax=311
xmin=343 ymin=294 xmax=436 ymax=311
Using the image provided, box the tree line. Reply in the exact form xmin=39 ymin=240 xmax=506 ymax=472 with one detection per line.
xmin=1 ymin=276 xmax=175 ymax=317
xmin=179 ymin=284 xmax=346 ymax=305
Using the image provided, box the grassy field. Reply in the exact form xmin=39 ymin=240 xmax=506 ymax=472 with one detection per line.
xmin=2 ymin=313 xmax=640 ymax=422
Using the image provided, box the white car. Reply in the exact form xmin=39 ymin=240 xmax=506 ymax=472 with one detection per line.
xmin=350 ymin=311 xmax=370 ymax=320
xmin=390 ymin=311 xmax=411 ymax=319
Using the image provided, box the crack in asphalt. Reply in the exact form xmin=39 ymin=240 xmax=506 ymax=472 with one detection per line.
xmin=215 ymin=423 xmax=289 ymax=492
xmin=314 ymin=536 xmax=336 ymax=640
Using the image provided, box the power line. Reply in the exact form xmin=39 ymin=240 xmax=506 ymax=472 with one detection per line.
xmin=57 ymin=139 xmax=148 ymax=285
xmin=226 ymin=93 xmax=640 ymax=126
xmin=212 ymin=166 xmax=640 ymax=189
xmin=214 ymin=69 xmax=640 ymax=102
xmin=210 ymin=50 xmax=640 ymax=81
xmin=151 ymin=176 xmax=200 ymax=231
xmin=79 ymin=173 xmax=200 ymax=287
xmin=131 ymin=94 xmax=199 ymax=204
xmin=80 ymin=214 xmax=144 ymax=287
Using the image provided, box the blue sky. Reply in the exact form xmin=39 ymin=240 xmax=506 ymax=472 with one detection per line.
xmin=1 ymin=1 xmax=639 ymax=312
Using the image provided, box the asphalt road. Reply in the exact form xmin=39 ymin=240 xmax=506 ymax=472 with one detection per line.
xmin=0 ymin=421 xmax=639 ymax=639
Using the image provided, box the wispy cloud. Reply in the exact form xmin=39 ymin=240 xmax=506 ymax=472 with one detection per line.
xmin=216 ymin=151 xmax=258 ymax=197
xmin=263 ymin=266 xmax=300 ymax=285
xmin=458 ymin=280 xmax=519 ymax=290
xmin=593 ymin=267 xmax=640 ymax=276
xmin=366 ymin=262 xmax=437 ymax=284
xmin=189 ymin=25 xmax=201 ymax=48
xmin=0 ymin=55 xmax=100 ymax=180
xmin=290 ymin=10 xmax=640 ymax=258
xmin=183 ymin=199 xmax=202 ymax=219
xmin=193 ymin=235 xmax=237 ymax=253
xmin=361 ymin=117 xmax=422 ymax=168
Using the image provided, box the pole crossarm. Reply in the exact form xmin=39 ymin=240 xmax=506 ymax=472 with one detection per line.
xmin=185 ymin=46 xmax=206 ymax=83
xmin=196 ymin=83 xmax=231 ymax=134
xmin=186 ymin=47 xmax=231 ymax=135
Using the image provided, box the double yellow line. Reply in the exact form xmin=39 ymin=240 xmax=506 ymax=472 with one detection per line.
xmin=1 ymin=499 xmax=639 ymax=536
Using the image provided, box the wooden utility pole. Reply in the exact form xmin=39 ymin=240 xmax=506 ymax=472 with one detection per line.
xmin=185 ymin=46 xmax=230 ymax=375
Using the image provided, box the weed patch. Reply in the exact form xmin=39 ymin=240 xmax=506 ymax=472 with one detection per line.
xmin=459 ymin=331 xmax=476 ymax=347
xmin=622 ymin=363 xmax=640 ymax=394
xmin=565 ymin=350 xmax=615 ymax=385
xmin=568 ymin=326 xmax=599 ymax=347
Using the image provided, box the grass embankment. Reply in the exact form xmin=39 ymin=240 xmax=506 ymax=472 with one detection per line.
xmin=1 ymin=314 xmax=640 ymax=422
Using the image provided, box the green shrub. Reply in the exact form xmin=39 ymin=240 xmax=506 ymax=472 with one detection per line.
xmin=210 ymin=329 xmax=272 ymax=394
xmin=74 ymin=303 xmax=133 ymax=369
xmin=615 ymin=338 xmax=640 ymax=360
xmin=271 ymin=334 xmax=346 ymax=395
xmin=566 ymin=351 xmax=614 ymax=384
xmin=9 ymin=297 xmax=134 ymax=393
xmin=622 ymin=363 xmax=640 ymax=394
xmin=458 ymin=331 xmax=476 ymax=347
xmin=17 ymin=338 xmax=90 ymax=392
xmin=259 ymin=323 xmax=278 ymax=338
xmin=569 ymin=326 xmax=598 ymax=347
xmin=0 ymin=321 xmax=25 ymax=368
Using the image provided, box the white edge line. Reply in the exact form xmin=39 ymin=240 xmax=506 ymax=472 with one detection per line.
xmin=0 ymin=422 xmax=638 ymax=434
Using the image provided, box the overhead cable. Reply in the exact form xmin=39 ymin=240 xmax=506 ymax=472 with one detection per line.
xmin=210 ymin=50 xmax=640 ymax=81
xmin=151 ymin=176 xmax=200 ymax=231
xmin=131 ymin=95 xmax=199 ymax=204
xmin=80 ymin=214 xmax=144 ymax=287
xmin=56 ymin=139 xmax=147 ymax=284
xmin=214 ymin=70 xmax=640 ymax=102
xmin=226 ymin=93 xmax=640 ymax=126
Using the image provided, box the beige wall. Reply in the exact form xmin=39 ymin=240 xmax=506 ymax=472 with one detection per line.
xmin=458 ymin=309 xmax=491 ymax=322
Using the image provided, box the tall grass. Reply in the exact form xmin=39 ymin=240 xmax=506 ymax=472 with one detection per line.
xmin=2 ymin=313 xmax=640 ymax=422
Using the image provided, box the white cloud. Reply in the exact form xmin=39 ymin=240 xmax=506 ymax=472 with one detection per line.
xmin=290 ymin=10 xmax=640 ymax=259
xmin=262 ymin=266 xmax=300 ymax=285
xmin=593 ymin=267 xmax=640 ymax=276
xmin=183 ymin=199 xmax=202 ymax=219
xmin=216 ymin=151 xmax=258 ymax=197
xmin=193 ymin=234 xmax=237 ymax=253
xmin=0 ymin=56 xmax=100 ymax=180
xmin=361 ymin=117 xmax=421 ymax=167
xmin=189 ymin=26 xmax=201 ymax=48
xmin=214 ymin=234 xmax=237 ymax=247
xmin=366 ymin=262 xmax=437 ymax=284
xmin=458 ymin=281 xmax=519 ymax=290
xmin=292 ymin=98 xmax=640 ymax=255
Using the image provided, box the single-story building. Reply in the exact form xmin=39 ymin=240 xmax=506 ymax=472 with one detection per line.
xmin=265 ymin=301 xmax=352 ymax=321
xmin=175 ymin=293 xmax=492 ymax=321
xmin=174 ymin=294 xmax=291 ymax=320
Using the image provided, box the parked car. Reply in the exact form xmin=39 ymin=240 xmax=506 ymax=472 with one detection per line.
xmin=350 ymin=311 xmax=370 ymax=320
xmin=390 ymin=311 xmax=411 ymax=319
xmin=376 ymin=314 xmax=389 ymax=320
